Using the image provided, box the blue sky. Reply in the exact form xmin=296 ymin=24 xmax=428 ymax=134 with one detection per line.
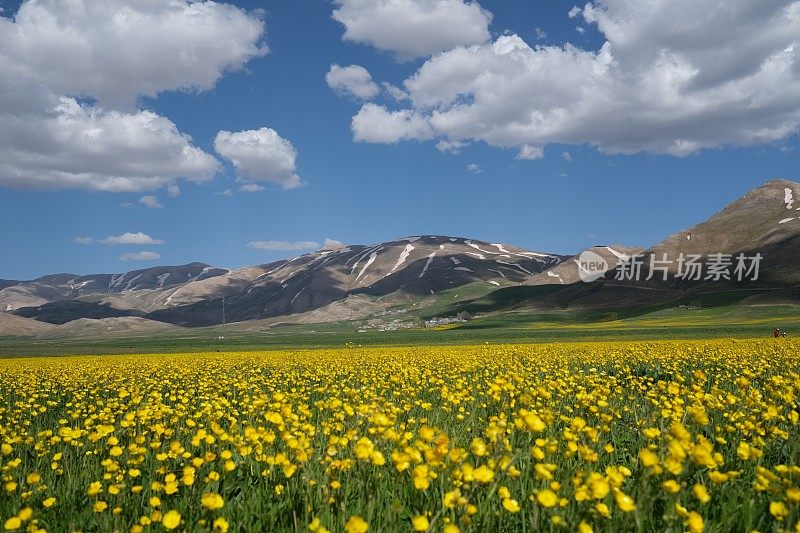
xmin=0 ymin=0 xmax=797 ymax=280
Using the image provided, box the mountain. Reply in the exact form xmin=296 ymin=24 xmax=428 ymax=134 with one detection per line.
xmin=142 ymin=236 xmax=566 ymax=326
xmin=5 ymin=236 xmax=565 ymax=327
xmin=3 ymin=179 xmax=799 ymax=336
xmin=645 ymin=178 xmax=800 ymax=284
xmin=0 ymin=262 xmax=228 ymax=313
xmin=525 ymin=245 xmax=644 ymax=286
xmin=441 ymin=179 xmax=800 ymax=317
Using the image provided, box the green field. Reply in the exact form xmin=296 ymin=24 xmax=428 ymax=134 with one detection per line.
xmin=1 ymin=303 xmax=797 ymax=358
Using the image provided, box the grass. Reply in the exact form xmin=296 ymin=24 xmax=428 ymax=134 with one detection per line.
xmin=1 ymin=302 xmax=798 ymax=358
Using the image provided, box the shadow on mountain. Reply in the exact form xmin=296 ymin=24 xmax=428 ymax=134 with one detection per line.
xmin=437 ymin=235 xmax=800 ymax=321
xmin=145 ymin=267 xmax=349 ymax=326
xmin=14 ymin=301 xmax=143 ymax=324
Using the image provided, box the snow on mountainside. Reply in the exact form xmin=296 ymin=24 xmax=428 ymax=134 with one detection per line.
xmin=0 ymin=263 xmax=227 ymax=311
xmin=144 ymin=235 xmax=566 ymax=326
xmin=6 ymin=236 xmax=566 ymax=327
xmin=4 ymin=179 xmax=800 ymax=333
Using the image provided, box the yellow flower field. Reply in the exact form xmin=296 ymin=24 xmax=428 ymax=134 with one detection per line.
xmin=1 ymin=339 xmax=799 ymax=532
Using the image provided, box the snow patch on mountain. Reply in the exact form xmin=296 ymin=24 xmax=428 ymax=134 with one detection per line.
xmin=465 ymin=240 xmax=496 ymax=256
xmin=390 ymin=244 xmax=415 ymax=274
xmin=355 ymin=252 xmax=378 ymax=283
xmin=419 ymin=252 xmax=436 ymax=278
xmin=496 ymin=259 xmax=533 ymax=275
xmin=109 ymin=274 xmax=126 ymax=290
xmin=487 ymin=268 xmax=505 ymax=278
xmin=290 ymin=288 xmax=305 ymax=304
xmin=605 ymin=247 xmax=630 ymax=261
xmin=492 ymin=243 xmax=512 ymax=254
xmin=123 ymin=274 xmax=143 ymax=292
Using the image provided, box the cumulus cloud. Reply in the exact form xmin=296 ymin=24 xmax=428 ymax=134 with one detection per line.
xmin=139 ymin=196 xmax=163 ymax=209
xmin=166 ymin=184 xmax=181 ymax=198
xmin=247 ymin=240 xmax=321 ymax=251
xmin=119 ymin=251 xmax=161 ymax=261
xmin=347 ymin=0 xmax=800 ymax=157
xmin=352 ymin=104 xmax=434 ymax=143
xmin=0 ymin=0 xmax=265 ymax=192
xmin=98 ymin=232 xmax=165 ymax=245
xmin=72 ymin=236 xmax=95 ymax=245
xmin=332 ymin=0 xmax=492 ymax=59
xmin=326 ymin=64 xmax=380 ymax=100
xmin=215 ymin=128 xmax=303 ymax=190
xmin=0 ymin=99 xmax=220 ymax=192
xmin=466 ymin=163 xmax=484 ymax=173
xmin=3 ymin=0 xmax=266 ymax=109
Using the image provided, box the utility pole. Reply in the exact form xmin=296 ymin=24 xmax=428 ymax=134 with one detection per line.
xmin=217 ymin=297 xmax=227 ymax=340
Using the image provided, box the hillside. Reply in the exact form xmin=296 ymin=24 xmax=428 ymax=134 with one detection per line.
xmin=3 ymin=179 xmax=799 ymax=337
xmin=440 ymin=179 xmax=800 ymax=318
xmin=5 ymin=236 xmax=565 ymax=328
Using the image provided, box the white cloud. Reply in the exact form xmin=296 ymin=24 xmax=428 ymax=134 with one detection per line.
xmin=466 ymin=163 xmax=484 ymax=173
xmin=72 ymin=236 xmax=95 ymax=245
xmin=217 ymin=188 xmax=234 ymax=197
xmin=324 ymin=238 xmax=345 ymax=249
xmin=349 ymin=1 xmax=800 ymax=157
xmin=568 ymin=6 xmax=582 ymax=18
xmin=352 ymin=103 xmax=434 ymax=143
xmin=332 ymin=0 xmax=492 ymax=59
xmin=517 ymin=145 xmax=544 ymax=160
xmin=561 ymin=151 xmax=573 ymax=162
xmin=139 ymin=195 xmax=163 ymax=209
xmin=326 ymin=64 xmax=380 ymax=100
xmin=215 ymin=128 xmax=303 ymax=190
xmin=2 ymin=0 xmax=266 ymax=109
xmin=119 ymin=251 xmax=161 ymax=261
xmin=0 ymin=99 xmax=220 ymax=192
xmin=0 ymin=0 xmax=265 ymax=192
xmin=239 ymin=183 xmax=266 ymax=193
xmin=436 ymin=139 xmax=469 ymax=153
xmin=534 ymin=27 xmax=548 ymax=40
xmin=166 ymin=184 xmax=181 ymax=198
xmin=575 ymin=26 xmax=586 ymax=34
xmin=382 ymin=82 xmax=409 ymax=101
xmin=247 ymin=240 xmax=321 ymax=251
xmin=99 ymin=232 xmax=164 ymax=245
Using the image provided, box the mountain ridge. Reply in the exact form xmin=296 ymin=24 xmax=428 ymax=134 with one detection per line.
xmin=3 ymin=179 xmax=799 ymax=334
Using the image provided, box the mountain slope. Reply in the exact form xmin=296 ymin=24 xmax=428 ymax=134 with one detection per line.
xmin=0 ymin=263 xmax=228 ymax=312
xmin=441 ymin=179 xmax=800 ymax=317
xmin=145 ymin=236 xmax=566 ymax=326
xmin=645 ymin=179 xmax=800 ymax=284
xmin=8 ymin=236 xmax=565 ymax=327
xmin=5 ymin=179 xmax=798 ymax=334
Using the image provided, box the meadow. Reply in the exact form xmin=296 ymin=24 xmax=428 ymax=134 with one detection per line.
xmin=1 ymin=339 xmax=799 ymax=532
